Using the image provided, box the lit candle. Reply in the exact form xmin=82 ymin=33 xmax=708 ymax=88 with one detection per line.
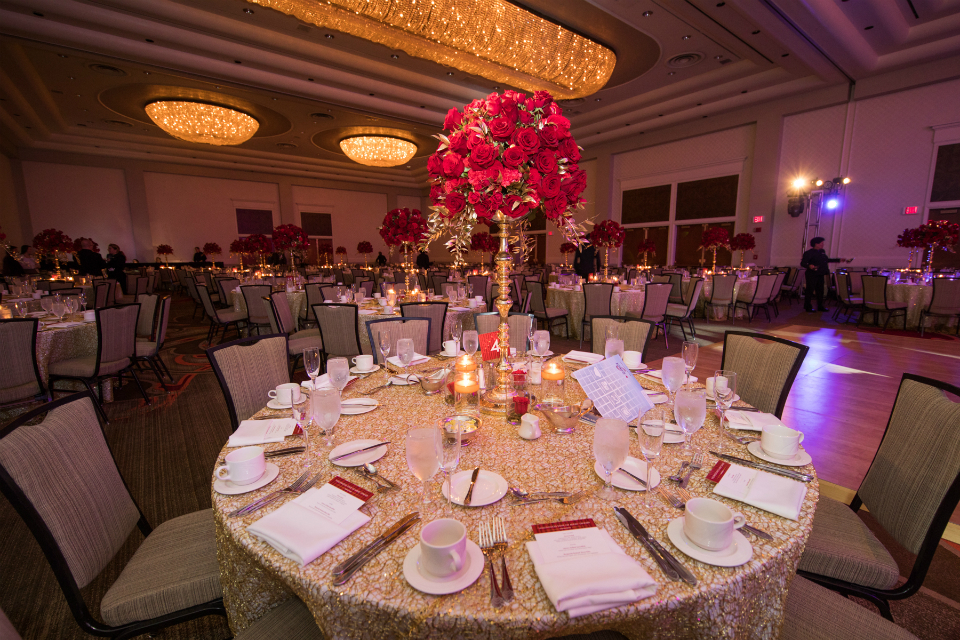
xmin=455 ymin=374 xmax=479 ymax=394
xmin=542 ymin=364 xmax=564 ymax=381
xmin=455 ymin=355 xmax=477 ymax=372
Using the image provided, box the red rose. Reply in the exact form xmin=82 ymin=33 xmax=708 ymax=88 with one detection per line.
xmin=489 ymin=116 xmax=516 ymax=141
xmin=544 ymin=196 xmax=566 ymax=220
xmin=534 ymin=151 xmax=558 ymax=174
xmin=532 ymin=91 xmax=552 ymax=109
xmin=468 ymin=191 xmax=483 ymax=204
xmin=448 ymin=130 xmax=470 ymax=155
xmin=547 ymin=102 xmax=562 ymax=116
xmin=427 ymin=152 xmax=444 ymax=177
xmin=539 ymin=173 xmax=562 ymax=198
xmin=501 ymin=195 xmax=529 ymax=219
xmin=443 ymin=108 xmax=463 ymax=131
xmin=486 ymin=191 xmax=503 ymax=211
xmin=502 ymin=145 xmax=527 ymax=168
xmin=485 ymin=92 xmax=502 ymax=115
xmin=467 ymin=130 xmax=485 ymax=148
xmin=469 ymin=143 xmax=498 ymax=170
xmin=444 ymin=193 xmax=466 ymax=215
xmin=514 ymin=128 xmax=540 ymax=154
xmin=519 ymin=110 xmax=534 ymax=125
xmin=442 ymin=153 xmax=465 ymax=178
xmin=527 ymin=168 xmax=542 ymax=189
xmin=539 ymin=125 xmax=559 ymax=148
xmin=430 ymin=184 xmax=443 ymax=201
xmin=444 ymin=178 xmax=466 ymax=193
xmin=474 ymin=201 xmax=492 ymax=220
xmin=559 ymin=137 xmax=580 ymax=162
xmin=546 ymin=114 xmax=571 ymax=131
xmin=500 ymin=96 xmax=519 ymax=120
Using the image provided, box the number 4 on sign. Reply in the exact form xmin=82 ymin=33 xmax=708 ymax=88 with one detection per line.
xmin=479 ymin=332 xmax=501 ymax=361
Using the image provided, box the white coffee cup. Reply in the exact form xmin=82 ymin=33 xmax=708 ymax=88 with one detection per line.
xmin=216 ymin=446 xmax=265 ymax=485
xmin=683 ymin=498 xmax=745 ymax=551
xmin=352 ymin=354 xmax=375 ymax=371
xmin=83 ymin=310 xmax=96 ymax=322
xmin=378 ymin=298 xmax=387 ymax=306
xmin=374 ymin=292 xmax=381 ymax=298
xmin=268 ymin=382 xmax=302 ymax=406
xmin=383 ymin=305 xmax=393 ymax=314
xmin=419 ymin=518 xmax=466 ymax=578
xmin=468 ymin=299 xmax=478 ymax=308
xmin=761 ymin=424 xmax=805 ymax=459
xmin=621 ymin=350 xmax=642 ymax=368
xmin=442 ymin=340 xmax=458 ymax=356
xmin=475 ymin=295 xmax=483 ymax=302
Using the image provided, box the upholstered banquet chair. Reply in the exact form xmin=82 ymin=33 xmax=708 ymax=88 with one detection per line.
xmin=241 ymin=285 xmax=274 ymax=335
xmin=919 ymin=278 xmax=960 ymax=336
xmin=197 ymin=284 xmax=246 ymax=344
xmin=311 ymin=303 xmax=362 ymax=365
xmin=217 ymin=278 xmax=240 ymax=309
xmin=365 ymin=318 xmax=430 ymax=364
xmin=664 ymin=278 xmax=704 ymax=341
xmin=666 ymin=272 xmax=684 ymax=304
xmin=703 ymin=274 xmax=736 ymax=319
xmin=589 ymin=315 xmax=655 ymax=362
xmin=0 ymin=318 xmax=48 ymax=409
xmin=733 ymin=273 xmax=778 ymax=322
xmin=468 ymin=275 xmax=489 ymax=308
xmin=266 ymin=292 xmax=324 ymax=375
xmin=636 ymin=282 xmax=671 ymax=347
xmin=355 ymin=279 xmax=375 ymax=299
xmin=119 ymin=277 xmax=148 ymax=304
xmin=135 ymin=293 xmax=159 ymax=340
xmin=182 ymin=276 xmax=203 ymax=318
xmin=207 ymin=334 xmax=289 ymax=431
xmin=134 ymin=294 xmax=173 ymax=386
xmin=579 ymin=283 xmax=614 ymax=349
xmin=858 ymin=275 xmax=908 ymax=331
xmin=475 ymin=312 xmax=534 ymax=353
xmin=798 ymin=373 xmax=960 ymax=621
xmin=400 ymin=302 xmax=448 ymax=354
xmin=719 ymin=331 xmax=808 ymax=418
xmin=431 ymin=275 xmax=449 ymax=296
xmin=527 ymin=281 xmax=569 ymax=337
xmin=94 ymin=280 xmax=112 ymax=310
xmin=833 ymin=272 xmax=863 ymax=323
xmin=0 ymin=393 xmax=225 ymax=638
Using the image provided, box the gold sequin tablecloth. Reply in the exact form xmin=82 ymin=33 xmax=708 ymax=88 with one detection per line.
xmin=885 ymin=283 xmax=957 ymax=331
xmin=212 ymin=364 xmax=818 ymax=639
xmin=687 ymin=278 xmax=757 ymax=321
xmin=545 ymin=287 xmax=647 ymax=340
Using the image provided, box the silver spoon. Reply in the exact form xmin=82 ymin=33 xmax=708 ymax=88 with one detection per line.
xmin=509 ymin=487 xmax=572 ymax=500
xmin=363 ymin=462 xmax=397 ymax=489
xmin=668 ymin=460 xmax=690 ymax=483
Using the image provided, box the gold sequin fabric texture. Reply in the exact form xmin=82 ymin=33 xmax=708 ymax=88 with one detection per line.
xmin=213 ymin=362 xmax=818 ymax=639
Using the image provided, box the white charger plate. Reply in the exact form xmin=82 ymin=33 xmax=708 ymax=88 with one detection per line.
xmin=328 ymin=439 xmax=388 ymax=466
xmin=747 ymin=441 xmax=812 ymax=466
xmin=214 ymin=463 xmax=280 ymax=495
xmin=340 ymin=398 xmax=379 ymax=415
xmin=666 ymin=518 xmax=752 ymax=567
xmin=593 ymin=456 xmax=660 ymax=491
xmin=403 ymin=540 xmax=483 ymax=594
xmin=442 ymin=470 xmax=507 ymax=506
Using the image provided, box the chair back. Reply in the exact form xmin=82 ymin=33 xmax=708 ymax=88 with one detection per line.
xmin=356 ymin=280 xmax=375 ymax=298
xmin=929 ymin=279 xmax=960 ymax=315
xmin=848 ymin=271 xmax=865 ymax=294
xmin=0 ymin=394 xmax=142 ymax=589
xmin=749 ymin=274 xmax=777 ymax=305
xmin=399 ymin=302 xmax=448 ymax=354
xmin=154 ymin=295 xmax=173 ymax=348
xmin=94 ymin=282 xmax=110 ymax=309
xmin=49 ymin=281 xmax=73 ymax=291
xmin=682 ymin=279 xmax=704 ymax=315
xmin=770 ymin=272 xmax=786 ymax=300
xmin=511 ymin=275 xmax=525 ymax=299
xmin=474 ymin=313 xmax=534 ymax=352
xmin=862 ymin=275 xmax=892 ymax=309
xmin=183 ymin=276 xmax=201 ymax=304
xmin=417 ymin=272 xmax=429 ymax=292
xmin=135 ymin=293 xmax=159 ymax=338
xmin=269 ymin=291 xmax=296 ymax=334
xmin=195 ymin=284 xmax=220 ymax=321
xmin=304 ymin=283 xmax=327 ymax=311
xmin=132 ymin=277 xmax=148 ymax=297
xmin=0 ymin=318 xmax=44 ymax=402
xmin=667 ymin=273 xmax=683 ymax=303
xmin=365 ymin=318 xmax=430 ymax=363
xmin=590 ymin=316 xmax=654 ymax=359
xmin=468 ymin=276 xmax=489 ymax=305
xmin=709 ymin=274 xmax=737 ymax=304
xmin=626 ymin=268 xmax=638 ymax=281
xmin=432 ymin=275 xmax=449 ymax=295
xmin=835 ymin=273 xmax=854 ymax=304
xmin=857 ymin=374 xmax=960 ymax=555
xmin=783 ymin=267 xmax=799 ymax=288
xmin=720 ymin=331 xmax=808 ymax=417
xmin=53 ymin=288 xmax=82 ymax=297
xmin=311 ymin=304 xmax=362 ymax=357
xmin=640 ymin=283 xmax=671 ymax=322
xmin=97 ymin=304 xmax=140 ymax=369
xmin=217 ymin=278 xmax=239 ymax=305
xmin=651 ymin=275 xmax=670 ymax=284
xmin=527 ymin=281 xmax=548 ymax=316
xmin=583 ymin=283 xmax=614 ymax=319
xmin=207 ymin=334 xmax=290 ymax=431
xmin=241 ymin=285 xmax=273 ymax=324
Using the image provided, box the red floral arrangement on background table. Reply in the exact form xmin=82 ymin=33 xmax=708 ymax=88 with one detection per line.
xmin=335 ymin=246 xmax=348 ymax=266
xmin=272 ymin=224 xmax=309 ymax=271
xmin=559 ymin=241 xmax=576 ymax=268
xmin=380 ymin=208 xmax=428 ymax=290
xmin=357 ymin=240 xmax=373 ymax=267
xmin=699 ymin=226 xmax=730 ymax=272
xmin=243 ymin=234 xmax=272 ymax=269
xmin=202 ymin=242 xmax=222 ymax=258
xmin=588 ymin=220 xmax=624 ymax=279
xmin=471 ymin=231 xmax=498 ymax=267
xmin=729 ymin=233 xmax=756 ymax=269
xmin=897 ymin=227 xmax=924 ymax=269
xmin=155 ymin=243 xmax=174 ymax=266
xmin=636 ymin=238 xmax=657 ymax=269
xmin=34 ymin=228 xmax=74 ymax=277
xmin=898 ymin=221 xmax=958 ymax=274
xmin=317 ymin=241 xmax=333 ymax=266
xmin=229 ymin=238 xmax=251 ymax=271
xmin=72 ymin=237 xmax=99 ymax=253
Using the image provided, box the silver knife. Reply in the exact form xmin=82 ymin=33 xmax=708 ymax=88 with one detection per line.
xmin=616 ymin=467 xmax=647 ymax=487
xmin=709 ymin=451 xmax=814 ymax=482
xmin=463 ymin=466 xmax=481 ymax=505
xmin=742 ymin=524 xmax=774 ymax=540
xmin=264 ymin=447 xmax=305 ymax=458
xmin=331 ymin=441 xmax=391 ymax=462
xmin=615 ymin=507 xmax=698 ymax=586
xmin=332 ymin=512 xmax=420 ymax=577
xmin=614 ymin=508 xmax=679 ymax=582
xmin=333 ymin=516 xmax=420 ymax=586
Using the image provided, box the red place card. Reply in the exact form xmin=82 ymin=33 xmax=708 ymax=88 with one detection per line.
xmin=478 ymin=331 xmax=501 ymax=361
xmin=330 ymin=476 xmax=374 ymax=502
xmin=706 ymin=460 xmax=731 ymax=483
xmin=532 ymin=518 xmax=597 ymax=534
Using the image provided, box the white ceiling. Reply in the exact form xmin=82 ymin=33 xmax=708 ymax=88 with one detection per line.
xmin=1 ymin=0 xmax=959 ymax=188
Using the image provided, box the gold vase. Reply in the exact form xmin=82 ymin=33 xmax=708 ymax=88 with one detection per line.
xmin=54 ymin=254 xmax=62 ymax=279
xmin=403 ymin=244 xmax=412 ymax=294
xmin=739 ymin=251 xmax=745 ymax=269
xmin=603 ymin=248 xmax=610 ymax=280
xmin=712 ymin=247 xmax=718 ymax=272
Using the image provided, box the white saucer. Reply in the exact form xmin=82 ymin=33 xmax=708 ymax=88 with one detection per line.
xmin=594 ymin=457 xmax=660 ymax=491
xmin=528 ymin=349 xmax=554 ymax=358
xmin=708 ymin=394 xmax=741 ymax=405
xmin=266 ymin=397 xmax=307 ymax=410
xmin=644 ymin=390 xmax=668 ymax=405
xmin=403 ymin=540 xmax=484 ymax=594
xmin=625 ymin=363 xmax=647 ymax=371
xmin=663 ymin=425 xmax=685 ymax=444
xmin=340 ymin=398 xmax=379 ymax=415
xmin=389 ymin=375 xmax=418 ymax=385
xmin=214 ymin=463 xmax=280 ymax=495
xmin=747 ymin=441 xmax=812 ymax=466
xmin=436 ymin=350 xmax=466 ymax=358
xmin=328 ymin=439 xmax=388 ymax=466
xmin=350 ymin=365 xmax=380 ymax=375
xmin=666 ymin=518 xmax=752 ymax=567
xmin=442 ymin=470 xmax=508 ymax=506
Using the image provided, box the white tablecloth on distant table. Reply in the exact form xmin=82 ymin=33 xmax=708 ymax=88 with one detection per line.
xmin=545 ymin=286 xmax=646 ymax=340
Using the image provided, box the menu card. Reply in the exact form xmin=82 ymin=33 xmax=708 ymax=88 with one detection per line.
xmin=571 ymin=355 xmax=654 ymax=423
xmin=707 ymin=460 xmax=806 ymax=521
xmin=228 ymin=418 xmax=297 ymax=447
xmin=292 ymin=476 xmax=373 ymax=525
xmin=532 ymin=519 xmax=612 ymax=563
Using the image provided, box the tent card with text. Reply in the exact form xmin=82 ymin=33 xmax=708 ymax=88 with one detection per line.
xmin=571 ymin=355 xmax=654 ymax=423
xmin=478 ymin=331 xmax=501 ymax=361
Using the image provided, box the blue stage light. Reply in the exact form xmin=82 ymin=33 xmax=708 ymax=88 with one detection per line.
xmin=826 ymin=198 xmax=840 ymax=210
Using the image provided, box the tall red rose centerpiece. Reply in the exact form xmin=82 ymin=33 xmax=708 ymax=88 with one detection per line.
xmin=272 ymin=224 xmax=309 ymax=272
xmin=636 ymin=239 xmax=657 ymax=269
xmin=471 ymin=231 xmax=498 ymax=269
xmin=380 ymin=208 xmax=428 ymax=291
xmin=424 ymin=90 xmax=590 ymax=414
xmin=918 ymin=220 xmax=959 ymax=276
xmin=729 ymin=233 xmax=756 ymax=269
xmin=588 ymin=220 xmax=625 ymax=280
xmin=335 ymin=246 xmax=348 ymax=266
xmin=203 ymin=242 xmax=222 ymax=258
xmin=34 ymin=228 xmax=74 ymax=277
xmin=244 ymin=234 xmax=272 ymax=270
xmin=699 ymin=227 xmax=730 ymax=272
xmin=230 ymin=238 xmax=250 ymax=271
xmin=357 ymin=240 xmax=374 ymax=267
xmin=559 ymin=241 xmax=577 ymax=268
xmin=897 ymin=228 xmax=924 ymax=269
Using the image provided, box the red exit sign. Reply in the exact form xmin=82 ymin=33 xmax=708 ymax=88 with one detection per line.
xmin=904 ymin=206 xmax=919 ymax=215
xmin=753 ymin=215 xmax=764 ymax=223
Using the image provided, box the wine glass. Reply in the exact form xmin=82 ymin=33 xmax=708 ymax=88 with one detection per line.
xmin=327 ymin=357 xmax=349 ymax=394
xmin=312 ymin=387 xmax=341 ymax=449
xmin=713 ymin=370 xmax=738 ymax=447
xmin=451 ymin=320 xmax=463 ymax=355
xmin=462 ymin=330 xmax=479 ymax=357
xmin=534 ymin=330 xmax=550 ymax=363
xmin=527 ymin=322 xmax=536 ymax=355
xmin=638 ymin=414 xmax=664 ymax=507
xmin=397 ymin=338 xmax=414 ymax=367
xmin=378 ymin=331 xmax=391 ymax=364
xmin=406 ymin=425 xmax=441 ymax=511
xmin=604 ymin=324 xmax=624 ymax=360
xmin=65 ymin=296 xmax=78 ymax=318
xmin=13 ymin=301 xmax=26 ymax=318
xmin=291 ymin=398 xmax=313 ymax=470
xmin=681 ymin=341 xmax=698 ymax=386
xmin=51 ymin=300 xmax=66 ymax=322
xmin=593 ymin=417 xmax=629 ymax=500
xmin=660 ymin=356 xmax=686 ymax=414
xmin=77 ymin=292 xmax=87 ymax=311
xmin=674 ymin=388 xmax=707 ymax=453
xmin=40 ymin=297 xmax=53 ymax=316
xmin=303 ymin=347 xmax=321 ymax=390
xmin=438 ymin=419 xmax=462 ymax=515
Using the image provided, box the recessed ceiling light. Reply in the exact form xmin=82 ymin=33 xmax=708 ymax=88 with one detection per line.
xmin=391 ymin=54 xmax=399 ymax=59
xmin=446 ymin=71 xmax=454 ymax=76
xmin=682 ymin=35 xmax=692 ymax=40
xmin=595 ymin=98 xmax=601 ymax=101
xmin=143 ymin=71 xmax=151 ymax=75
xmin=642 ymin=11 xmax=653 ymax=17
xmin=715 ymin=55 xmax=723 ymax=60
xmin=243 ymin=8 xmax=254 ymax=13
xmin=668 ymin=72 xmax=675 ymax=76
xmin=325 ymin=34 xmax=334 ymax=39
xmin=58 ymin=54 xmax=67 ymax=58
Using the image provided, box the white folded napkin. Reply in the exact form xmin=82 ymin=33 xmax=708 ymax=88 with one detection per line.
xmin=228 ymin=418 xmax=297 ymax=447
xmin=725 ymin=410 xmax=784 ymax=432
xmin=643 ymin=370 xmax=698 ymax=383
xmin=712 ymin=463 xmax=807 ymax=521
xmin=449 ymin=306 xmax=471 ymax=312
xmin=526 ymin=529 xmax=656 ymax=618
xmin=46 ymin=322 xmax=84 ymax=329
xmin=562 ymin=351 xmax=604 ymax=365
xmin=387 ymin=353 xmax=430 ymax=368
xmin=303 ymin=374 xmax=358 ymax=390
xmin=247 ymin=489 xmax=370 ymax=566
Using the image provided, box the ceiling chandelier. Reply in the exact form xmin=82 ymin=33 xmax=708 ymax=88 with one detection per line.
xmin=339 ymin=135 xmax=418 ymax=167
xmin=246 ymin=0 xmax=616 ymax=99
xmin=144 ymin=101 xmax=259 ymax=146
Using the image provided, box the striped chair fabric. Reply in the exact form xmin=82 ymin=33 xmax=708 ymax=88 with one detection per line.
xmin=217 ymin=278 xmax=240 ymax=307
xmin=136 ymin=293 xmax=159 ymax=339
xmin=474 ymin=313 xmax=534 ymax=353
xmin=312 ymin=304 xmax=362 ymax=358
xmin=356 ymin=279 xmax=375 ymax=299
xmin=400 ymin=302 xmax=448 ymax=354
xmin=581 ymin=283 xmax=614 ymax=347
xmin=639 ymin=283 xmax=671 ymax=323
xmin=0 ymin=318 xmax=43 ymax=405
xmin=590 ymin=316 xmax=654 ymax=359
xmin=365 ymin=318 xmax=430 ymax=364
xmin=208 ymin=335 xmax=290 ymax=429
xmin=268 ymin=292 xmax=323 ymax=357
xmin=720 ymin=332 xmax=807 ymax=417
xmin=242 ymin=285 xmax=273 ymax=333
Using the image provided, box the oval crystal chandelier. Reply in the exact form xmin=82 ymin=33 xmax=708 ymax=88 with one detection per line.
xmin=339 ymin=135 xmax=417 ymax=167
xmin=144 ymin=101 xmax=259 ymax=146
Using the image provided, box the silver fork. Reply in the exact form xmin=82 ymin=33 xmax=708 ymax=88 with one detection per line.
xmin=657 ymin=486 xmax=684 ymax=509
xmin=725 ymin=432 xmax=760 ymax=445
xmin=668 ymin=459 xmax=690 ymax=483
xmin=679 ymin=452 xmax=704 ymax=489
xmin=228 ymin=470 xmax=321 ymax=517
xmin=479 ymin=522 xmax=505 ymax=608
xmin=493 ymin=516 xmax=513 ymax=602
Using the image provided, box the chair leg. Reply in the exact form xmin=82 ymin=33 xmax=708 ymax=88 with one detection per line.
xmin=81 ymin=379 xmax=110 ymax=423
xmin=127 ymin=368 xmax=151 ymax=404
xmin=145 ymin=358 xmax=169 ymax=390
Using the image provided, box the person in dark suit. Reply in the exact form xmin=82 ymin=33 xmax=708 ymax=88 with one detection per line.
xmin=193 ymin=247 xmax=206 ymax=263
xmin=800 ymin=236 xmax=853 ymax=312
xmin=105 ymin=243 xmax=127 ymax=294
xmin=416 ymin=250 xmax=431 ymax=269
xmin=3 ymin=251 xmax=24 ymax=277
xmin=76 ymin=239 xmax=106 ymax=276
xmin=375 ymin=251 xmax=387 ymax=266
xmin=573 ymin=244 xmax=598 ymax=279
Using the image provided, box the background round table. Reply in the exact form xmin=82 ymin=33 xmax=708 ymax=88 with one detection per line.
xmin=545 ymin=287 xmax=647 ymax=340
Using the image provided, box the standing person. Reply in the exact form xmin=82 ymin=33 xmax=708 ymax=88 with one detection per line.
xmin=573 ymin=244 xmax=598 ymax=280
xmin=375 ymin=251 xmax=387 ymax=266
xmin=192 ymin=246 xmax=206 ymax=263
xmin=76 ymin=238 xmax=106 ymax=276
xmin=800 ymin=237 xmax=853 ymax=313
xmin=416 ymin=249 xmax=431 ymax=269
xmin=105 ymin=243 xmax=127 ymax=294
xmin=3 ymin=250 xmax=24 ymax=277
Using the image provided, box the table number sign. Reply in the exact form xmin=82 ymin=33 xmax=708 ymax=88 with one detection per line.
xmin=478 ymin=331 xmax=501 ymax=361
xmin=572 ymin=355 xmax=655 ymax=423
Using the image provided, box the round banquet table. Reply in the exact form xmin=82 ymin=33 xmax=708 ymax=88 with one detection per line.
xmin=212 ymin=362 xmax=818 ymax=639
xmin=885 ymin=283 xmax=958 ymax=331
xmin=545 ymin=286 xmax=647 ymax=340
xmin=689 ymin=277 xmax=758 ymax=321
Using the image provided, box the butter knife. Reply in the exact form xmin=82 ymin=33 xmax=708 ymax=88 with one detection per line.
xmin=614 ymin=508 xmax=679 ymax=582
xmin=331 ymin=441 xmax=391 ymax=461
xmin=615 ymin=507 xmax=698 ymax=586
xmin=463 ymin=466 xmax=481 ymax=506
xmin=616 ymin=467 xmax=647 ymax=487
xmin=742 ymin=524 xmax=774 ymax=540
xmin=332 ymin=512 xmax=420 ymax=578
xmin=708 ymin=451 xmax=814 ymax=482
xmin=264 ymin=446 xmax=305 ymax=458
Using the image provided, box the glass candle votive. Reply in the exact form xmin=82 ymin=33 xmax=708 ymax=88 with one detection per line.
xmin=454 ymin=369 xmax=480 ymax=416
xmin=541 ymin=359 xmax=566 ymax=404
xmin=455 ymin=354 xmax=477 ymax=373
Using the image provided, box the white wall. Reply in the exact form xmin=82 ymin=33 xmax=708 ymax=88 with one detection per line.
xmin=292 ymin=185 xmax=389 ymax=264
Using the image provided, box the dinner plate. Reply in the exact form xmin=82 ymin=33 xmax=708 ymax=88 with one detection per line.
xmin=340 ymin=398 xmax=379 ymax=415
xmin=527 ymin=349 xmax=554 ymax=358
xmin=328 ymin=439 xmax=388 ymax=466
xmin=644 ymin=390 xmax=668 ymax=405
xmin=707 ymin=394 xmax=741 ymax=405
xmin=642 ymin=372 xmax=699 ymax=384
xmin=593 ymin=457 xmax=660 ymax=491
xmin=266 ymin=397 xmax=307 ymax=410
xmin=663 ymin=425 xmax=685 ymax=444
xmin=747 ymin=441 xmax=812 ymax=466
xmin=442 ymin=470 xmax=507 ymax=506
xmin=214 ymin=463 xmax=280 ymax=495
xmin=403 ymin=540 xmax=483 ymax=594
xmin=666 ymin=518 xmax=752 ymax=567
xmin=350 ymin=365 xmax=380 ymax=375
xmin=358 ymin=309 xmax=378 ymax=315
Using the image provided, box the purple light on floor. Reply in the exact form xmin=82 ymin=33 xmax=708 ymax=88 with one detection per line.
xmin=826 ymin=198 xmax=840 ymax=210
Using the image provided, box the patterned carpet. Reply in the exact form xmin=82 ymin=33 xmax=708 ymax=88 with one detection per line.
xmin=1 ymin=295 xmax=958 ymax=639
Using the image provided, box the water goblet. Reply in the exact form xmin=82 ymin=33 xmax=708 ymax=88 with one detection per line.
xmin=438 ymin=419 xmax=462 ymax=514
xmin=682 ymin=341 xmax=698 ymax=386
xmin=674 ymin=388 xmax=707 ymax=453
xmin=527 ymin=322 xmax=536 ymax=354
xmin=397 ymin=338 xmax=414 ymax=367
xmin=660 ymin=356 xmax=686 ymax=414
xmin=13 ymin=301 xmax=26 ymax=318
xmin=462 ymin=330 xmax=479 ymax=357
xmin=451 ymin=320 xmax=463 ymax=355
xmin=51 ymin=300 xmax=66 ymax=322
xmin=77 ymin=292 xmax=87 ymax=311
xmin=713 ymin=370 xmax=738 ymax=447
xmin=604 ymin=324 xmax=624 ymax=360
xmin=378 ymin=331 xmax=391 ymax=363
xmin=327 ymin=357 xmax=349 ymax=394
xmin=65 ymin=297 xmax=78 ymax=317
xmin=638 ymin=415 xmax=664 ymax=507
xmin=594 ymin=418 xmax=629 ymax=500
xmin=303 ymin=347 xmax=321 ymax=390
xmin=312 ymin=387 xmax=341 ymax=449
xmin=291 ymin=398 xmax=313 ymax=470
xmin=533 ymin=330 xmax=550 ymax=363
xmin=406 ymin=425 xmax=441 ymax=511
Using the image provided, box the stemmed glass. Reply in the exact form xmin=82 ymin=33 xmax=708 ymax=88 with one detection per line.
xmin=312 ymin=387 xmax=341 ymax=450
xmin=303 ymin=347 xmax=321 ymax=390
xmin=397 ymin=338 xmax=415 ymax=367
xmin=462 ymin=330 xmax=479 ymax=359
xmin=674 ymin=388 xmax=707 ymax=453
xmin=533 ymin=330 xmax=550 ymax=364
xmin=604 ymin=324 xmax=624 ymax=360
xmin=451 ymin=320 xmax=463 ymax=355
xmin=638 ymin=414 xmax=664 ymax=507
xmin=660 ymin=356 xmax=686 ymax=414
xmin=378 ymin=331 xmax=391 ymax=364
xmin=594 ymin=417 xmax=629 ymax=500
xmin=77 ymin=292 xmax=87 ymax=312
xmin=406 ymin=425 xmax=441 ymax=512
xmin=527 ymin=322 xmax=536 ymax=355
xmin=291 ymin=398 xmax=313 ymax=470
xmin=713 ymin=370 xmax=738 ymax=447
xmin=13 ymin=301 xmax=26 ymax=318
xmin=438 ymin=420 xmax=462 ymax=515
xmin=327 ymin=357 xmax=349 ymax=395
xmin=681 ymin=341 xmax=698 ymax=386
xmin=65 ymin=296 xmax=78 ymax=318
xmin=51 ymin=299 xmax=67 ymax=323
